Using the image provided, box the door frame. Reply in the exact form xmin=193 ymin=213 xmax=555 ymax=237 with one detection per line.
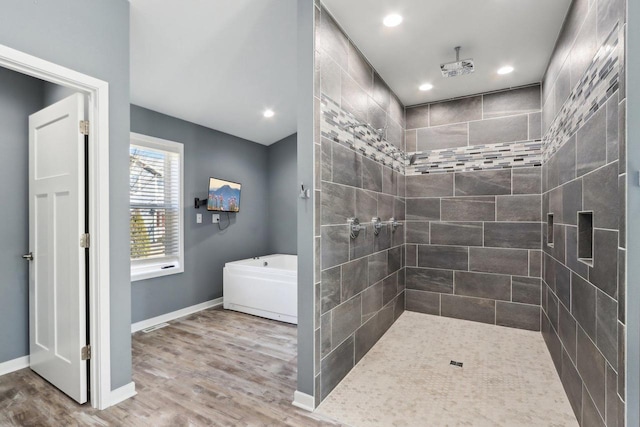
xmin=0 ymin=44 xmax=112 ymax=410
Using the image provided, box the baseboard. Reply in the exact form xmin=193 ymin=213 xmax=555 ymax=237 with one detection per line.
xmin=292 ymin=390 xmax=315 ymax=412
xmin=131 ymin=297 xmax=223 ymax=333
xmin=109 ymin=381 xmax=136 ymax=407
xmin=0 ymin=355 xmax=29 ymax=377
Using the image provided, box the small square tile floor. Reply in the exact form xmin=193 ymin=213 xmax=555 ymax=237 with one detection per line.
xmin=316 ymin=311 xmax=578 ymax=427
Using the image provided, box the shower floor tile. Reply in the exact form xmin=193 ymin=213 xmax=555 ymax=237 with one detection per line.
xmin=316 ymin=311 xmax=578 ymax=427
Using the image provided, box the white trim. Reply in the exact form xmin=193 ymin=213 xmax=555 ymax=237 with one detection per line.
xmin=0 ymin=356 xmax=29 ymax=377
xmin=129 ymin=132 xmax=185 ymax=282
xmin=0 ymin=43 xmax=111 ymax=410
xmin=292 ymin=390 xmax=315 ymax=412
xmin=109 ymin=382 xmax=137 ymax=407
xmin=131 ymin=298 xmax=223 ymax=333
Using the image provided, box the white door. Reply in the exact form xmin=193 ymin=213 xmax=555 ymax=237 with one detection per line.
xmin=28 ymin=93 xmax=88 ymax=404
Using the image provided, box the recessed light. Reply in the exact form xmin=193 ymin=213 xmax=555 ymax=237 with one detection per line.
xmin=497 ymin=66 xmax=514 ymax=75
xmin=263 ymin=109 xmax=275 ymax=118
xmin=419 ymin=83 xmax=433 ymax=91
xmin=383 ymin=14 xmax=403 ymax=27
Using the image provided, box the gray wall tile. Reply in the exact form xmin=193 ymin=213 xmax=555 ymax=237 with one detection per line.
xmin=576 ymin=327 xmax=606 ymax=416
xmin=417 ymin=122 xmax=468 ymax=151
xmin=441 ymin=294 xmax=495 ymax=324
xmin=362 ymin=156 xmax=382 ymax=192
xmin=418 ymin=245 xmax=469 ymax=271
xmin=469 ymin=114 xmax=529 ymax=145
xmin=455 ymin=169 xmax=511 ymax=196
xmin=332 ymin=142 xmax=362 ymax=188
xmin=513 ymin=167 xmax=541 ymax=195
xmin=561 ymin=349 xmax=582 ymax=419
xmin=583 ymin=161 xmax=619 ymax=230
xmin=559 ymin=303 xmax=577 ymax=363
xmin=347 ymin=41 xmax=372 ymax=93
xmin=576 ymin=107 xmax=607 ymax=177
xmin=321 ymin=225 xmax=349 ymax=269
xmin=331 ymin=295 xmax=362 ymax=347
xmin=484 ymin=222 xmax=542 ymax=249
xmin=406 ymin=289 xmax=440 ymax=315
xmin=405 ymin=221 xmax=430 ymax=244
xmin=589 ymin=229 xmax=618 ymax=298
xmin=496 ymin=302 xmax=540 ymax=331
xmin=483 ymin=85 xmax=542 ymax=119
xmin=496 ymin=195 xmax=542 ymax=221
xmin=341 ymin=70 xmax=368 ymax=123
xmin=368 ymin=251 xmax=388 ymax=285
xmin=512 ymin=276 xmax=542 ymax=305
xmin=406 ymin=198 xmax=440 ymax=221
xmin=454 ymin=271 xmax=511 ymax=301
xmin=406 ymin=173 xmax=454 ymax=197
xmin=320 ymin=336 xmax=354 ymax=400
xmin=430 ymin=96 xmax=482 ymax=126
xmin=469 ymin=247 xmax=529 ymax=276
xmin=322 ymin=181 xmax=355 ymax=225
xmin=405 ymin=267 xmax=453 ymax=294
xmin=572 ymin=272 xmax=597 ymax=341
xmin=430 ymin=222 xmax=483 ymax=246
xmin=361 ymin=281 xmax=382 ymax=322
xmin=406 ymin=104 xmax=429 ymax=129
xmin=321 ymin=266 xmax=341 ymax=314
xmin=441 ymin=196 xmax=496 ymax=221
xmin=342 ymin=257 xmax=368 ymax=301
xmin=529 ymin=112 xmax=542 ymax=140
xmin=405 ymin=129 xmax=417 ymax=152
xmin=595 ymin=290 xmax=618 ymax=369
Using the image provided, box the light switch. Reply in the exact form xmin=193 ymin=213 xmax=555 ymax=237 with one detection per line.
xmin=196 ymin=213 xmax=202 ymax=224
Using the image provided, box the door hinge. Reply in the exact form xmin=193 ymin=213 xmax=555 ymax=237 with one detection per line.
xmin=79 ymin=120 xmax=89 ymax=135
xmin=80 ymin=233 xmax=90 ymax=249
xmin=81 ymin=345 xmax=91 ymax=360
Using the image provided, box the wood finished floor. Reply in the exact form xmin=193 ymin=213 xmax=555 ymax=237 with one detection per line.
xmin=0 ymin=308 xmax=341 ymax=426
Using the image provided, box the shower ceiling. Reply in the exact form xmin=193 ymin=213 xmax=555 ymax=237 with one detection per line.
xmin=321 ymin=0 xmax=572 ymax=106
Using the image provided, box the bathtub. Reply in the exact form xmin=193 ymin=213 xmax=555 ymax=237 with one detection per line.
xmin=223 ymin=254 xmax=297 ymax=324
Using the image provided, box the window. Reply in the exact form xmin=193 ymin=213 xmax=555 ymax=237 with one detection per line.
xmin=130 ymin=133 xmax=184 ymax=281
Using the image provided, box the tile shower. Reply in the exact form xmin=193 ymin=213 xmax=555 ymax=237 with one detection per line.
xmin=312 ymin=0 xmax=627 ymax=425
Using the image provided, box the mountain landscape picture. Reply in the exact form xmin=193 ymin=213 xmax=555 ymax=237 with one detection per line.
xmin=208 ymin=178 xmax=241 ymax=212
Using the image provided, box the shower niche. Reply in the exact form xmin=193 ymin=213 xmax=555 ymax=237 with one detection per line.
xmin=577 ymin=211 xmax=594 ymax=266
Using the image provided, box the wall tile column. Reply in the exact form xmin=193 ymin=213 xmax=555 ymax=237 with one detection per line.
xmin=314 ymin=3 xmax=406 ymax=404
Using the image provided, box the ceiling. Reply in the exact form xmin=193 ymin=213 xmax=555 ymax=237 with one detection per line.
xmin=130 ymin=1 xmax=297 ymax=146
xmin=322 ymin=0 xmax=571 ymax=106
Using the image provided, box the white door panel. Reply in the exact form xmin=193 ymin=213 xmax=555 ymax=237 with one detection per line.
xmin=28 ymin=93 xmax=87 ymax=404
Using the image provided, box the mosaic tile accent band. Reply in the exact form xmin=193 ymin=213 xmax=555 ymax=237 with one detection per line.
xmin=321 ymin=95 xmax=406 ymax=173
xmin=542 ymin=26 xmax=620 ymax=161
xmin=406 ymin=140 xmax=542 ymax=175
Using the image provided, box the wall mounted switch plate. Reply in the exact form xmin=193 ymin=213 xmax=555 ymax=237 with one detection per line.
xmin=212 ymin=214 xmax=220 ymax=223
xmin=196 ymin=213 xmax=202 ymax=224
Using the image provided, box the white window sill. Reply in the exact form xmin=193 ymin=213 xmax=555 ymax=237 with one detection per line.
xmin=131 ymin=263 xmax=184 ymax=282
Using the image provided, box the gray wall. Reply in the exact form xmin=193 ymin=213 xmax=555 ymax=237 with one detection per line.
xmin=314 ymin=4 xmax=406 ymax=405
xmin=403 ymin=86 xmax=543 ymax=331
xmin=267 ymin=133 xmax=298 ymax=255
xmin=0 ymin=68 xmax=45 ymax=364
xmin=297 ymin=0 xmax=316 ymax=399
xmin=540 ymin=0 xmax=626 ymax=426
xmin=0 ymin=0 xmax=132 ymax=389
xmin=627 ymin=0 xmax=639 ymax=424
xmin=130 ymin=105 xmax=272 ymax=322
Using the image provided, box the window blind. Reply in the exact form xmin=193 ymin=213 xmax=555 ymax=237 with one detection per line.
xmin=130 ymin=144 xmax=181 ymax=262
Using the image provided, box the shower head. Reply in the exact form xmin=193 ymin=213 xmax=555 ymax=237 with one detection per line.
xmin=375 ymin=126 xmax=387 ymax=142
xmin=440 ymin=46 xmax=474 ymax=78
xmin=408 ymin=154 xmax=418 ymax=166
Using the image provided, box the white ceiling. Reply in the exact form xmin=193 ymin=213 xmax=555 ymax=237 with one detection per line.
xmin=322 ymin=0 xmax=571 ymax=106
xmin=130 ymin=1 xmax=297 ymax=146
